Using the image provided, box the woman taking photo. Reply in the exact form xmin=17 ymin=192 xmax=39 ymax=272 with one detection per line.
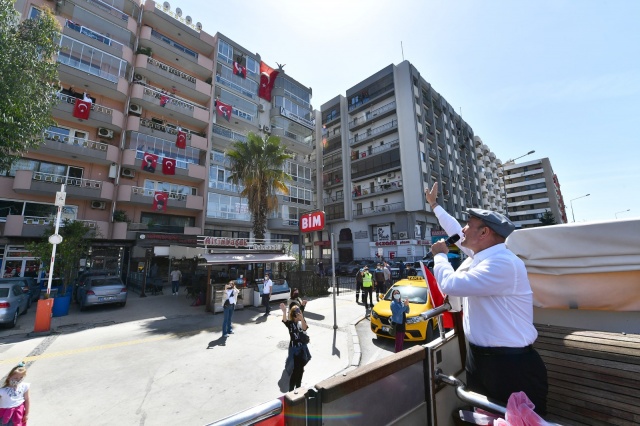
xmin=390 ymin=288 xmax=410 ymax=353
xmin=280 ymin=302 xmax=311 ymax=391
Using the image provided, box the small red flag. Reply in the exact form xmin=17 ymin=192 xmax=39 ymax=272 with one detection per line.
xmin=152 ymin=191 xmax=168 ymax=212
xmin=216 ymin=100 xmax=232 ymax=122
xmin=160 ymin=94 xmax=170 ymax=107
xmin=73 ymin=99 xmax=91 ymax=120
xmin=162 ymin=157 xmax=176 ymax=175
xmin=258 ymin=61 xmax=279 ymax=101
xmin=142 ymin=152 xmax=158 ymax=173
xmin=419 ymin=261 xmax=454 ymax=329
xmin=176 ymin=129 xmax=187 ymax=149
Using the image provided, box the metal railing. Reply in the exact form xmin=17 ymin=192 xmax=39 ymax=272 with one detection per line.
xmin=131 ymin=186 xmax=188 ymax=201
xmin=150 ymin=29 xmax=198 ymax=58
xmin=65 ymin=20 xmax=126 ymax=50
xmin=147 ymin=56 xmax=197 ymax=84
xmin=57 ymin=34 xmax=128 ymax=83
xmin=211 ymin=124 xmax=247 ymax=142
xmin=353 ymin=201 xmax=404 ymax=217
xmin=352 ymin=138 xmax=399 ymax=160
xmin=348 ymin=101 xmax=396 ymax=129
xmin=84 ymin=0 xmax=128 ymax=21
xmin=352 ymin=181 xmax=402 ymax=199
xmin=43 ymin=130 xmax=109 ymax=152
xmin=33 ymin=172 xmax=103 ymax=189
xmin=349 ymin=120 xmax=398 ymax=146
xmin=348 ymin=83 xmax=394 ymax=111
xmin=142 ymin=85 xmax=208 ymax=112
xmin=215 ymin=75 xmax=256 ymax=100
xmin=56 ymin=93 xmax=114 ymax=116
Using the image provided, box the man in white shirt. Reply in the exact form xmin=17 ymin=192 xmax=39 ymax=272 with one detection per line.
xmin=262 ymin=274 xmax=273 ymax=315
xmin=170 ymin=266 xmax=182 ymax=296
xmin=426 ymin=182 xmax=548 ymax=415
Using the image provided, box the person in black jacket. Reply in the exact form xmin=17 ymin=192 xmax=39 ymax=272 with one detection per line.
xmin=374 ymin=264 xmax=386 ymax=301
xmin=355 ymin=268 xmax=364 ymax=304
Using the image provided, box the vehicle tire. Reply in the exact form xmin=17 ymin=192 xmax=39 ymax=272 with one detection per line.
xmin=79 ymin=299 xmax=86 ymax=312
xmin=10 ymin=310 xmax=18 ymax=328
xmin=119 ymin=301 xmax=126 ymax=308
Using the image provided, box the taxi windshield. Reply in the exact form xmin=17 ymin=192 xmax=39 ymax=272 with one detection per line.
xmin=384 ymin=284 xmax=428 ymax=304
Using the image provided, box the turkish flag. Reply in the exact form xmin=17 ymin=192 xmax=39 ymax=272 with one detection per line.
xmin=152 ymin=191 xmax=168 ymax=212
xmin=162 ymin=157 xmax=176 ymax=175
xmin=233 ymin=60 xmax=246 ymax=79
xmin=160 ymin=94 xmax=170 ymax=107
xmin=419 ymin=261 xmax=454 ymax=329
xmin=258 ymin=61 xmax=279 ymax=101
xmin=73 ymin=99 xmax=91 ymax=120
xmin=176 ymin=129 xmax=187 ymax=149
xmin=142 ymin=152 xmax=158 ymax=173
xmin=216 ymin=100 xmax=232 ymax=122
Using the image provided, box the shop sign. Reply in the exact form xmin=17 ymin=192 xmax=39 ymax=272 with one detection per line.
xmin=375 ymin=241 xmax=398 ymax=246
xmin=431 ymin=230 xmax=448 ymax=237
xmin=314 ymin=241 xmax=331 ymax=246
xmin=300 ymin=211 xmax=325 ymax=232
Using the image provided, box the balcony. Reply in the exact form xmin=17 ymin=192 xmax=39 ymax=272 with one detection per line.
xmin=1 ymin=215 xmax=109 ymax=238
xmin=210 ymin=123 xmax=247 ymax=143
xmin=12 ymin=170 xmax=115 ymax=201
xmin=266 ymin=217 xmax=299 ymax=231
xmin=348 ymin=101 xmax=396 ymax=131
xmin=130 ymin=83 xmax=209 ymax=128
xmin=112 ymin=221 xmax=201 ymax=240
xmin=215 ymin=74 xmax=257 ymax=101
xmin=351 ymin=138 xmax=399 ymax=162
xmin=121 ymin=144 xmax=206 ymax=183
xmin=127 ymin=116 xmax=207 ymax=151
xmin=323 ymin=193 xmax=344 ymax=205
xmin=352 ymin=180 xmax=403 ymax=200
xmin=270 ymin=128 xmax=313 ymax=153
xmin=62 ymin=19 xmax=133 ymax=63
xmin=353 ymin=201 xmax=404 ymax=217
xmin=36 ymin=130 xmax=119 ymax=165
xmin=53 ymin=93 xmax=124 ymax=132
xmin=349 ymin=120 xmax=398 ymax=148
xmin=322 ymin=174 xmax=344 ymax=190
xmin=348 ymin=83 xmax=395 ymax=115
xmin=56 ymin=0 xmax=139 ymax=33
xmin=116 ymin=185 xmax=204 ymax=212
xmin=56 ymin=34 xmax=129 ymax=101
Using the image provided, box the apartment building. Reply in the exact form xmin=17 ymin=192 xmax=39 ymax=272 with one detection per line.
xmin=318 ymin=61 xmax=480 ymax=262
xmin=1 ymin=0 xmax=316 ymax=280
xmin=474 ymin=136 xmax=506 ymax=214
xmin=502 ymin=157 xmax=567 ymax=228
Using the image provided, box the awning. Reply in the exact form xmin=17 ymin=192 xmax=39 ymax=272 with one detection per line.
xmin=202 ymin=253 xmax=297 ymax=265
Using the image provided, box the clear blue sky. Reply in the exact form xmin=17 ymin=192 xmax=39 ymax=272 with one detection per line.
xmin=175 ymin=0 xmax=640 ymax=223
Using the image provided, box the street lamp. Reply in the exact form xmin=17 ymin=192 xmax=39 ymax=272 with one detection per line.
xmin=503 ymin=150 xmax=536 ymax=218
xmin=615 ymin=209 xmax=631 ymax=219
xmin=570 ymin=193 xmax=590 ymax=222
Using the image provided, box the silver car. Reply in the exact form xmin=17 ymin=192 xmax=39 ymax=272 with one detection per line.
xmin=0 ymin=282 xmax=29 ymax=328
xmin=77 ymin=275 xmax=127 ymax=311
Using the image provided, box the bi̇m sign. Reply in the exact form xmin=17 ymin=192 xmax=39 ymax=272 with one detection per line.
xmin=299 ymin=211 xmax=325 ymax=233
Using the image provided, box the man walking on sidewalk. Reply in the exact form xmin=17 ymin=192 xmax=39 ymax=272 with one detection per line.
xmin=262 ymin=274 xmax=273 ymax=315
xmin=170 ymin=266 xmax=182 ymax=295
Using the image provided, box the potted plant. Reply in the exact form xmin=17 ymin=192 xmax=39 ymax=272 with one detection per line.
xmin=26 ymin=219 xmax=98 ymax=316
xmin=113 ymin=209 xmax=130 ymax=223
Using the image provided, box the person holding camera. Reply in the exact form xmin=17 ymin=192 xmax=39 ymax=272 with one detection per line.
xmin=221 ymin=281 xmax=239 ymax=337
xmin=280 ymin=302 xmax=311 ymax=391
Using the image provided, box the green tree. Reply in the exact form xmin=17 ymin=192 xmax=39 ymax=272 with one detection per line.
xmin=26 ymin=220 xmax=98 ymax=294
xmin=226 ymin=133 xmax=292 ymax=240
xmin=0 ymin=1 xmax=60 ymax=170
xmin=539 ymin=210 xmax=557 ymax=226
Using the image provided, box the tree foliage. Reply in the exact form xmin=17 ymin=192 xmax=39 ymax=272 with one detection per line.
xmin=0 ymin=0 xmax=60 ymax=170
xmin=26 ymin=220 xmax=98 ymax=293
xmin=226 ymin=133 xmax=292 ymax=240
xmin=539 ymin=210 xmax=557 ymax=226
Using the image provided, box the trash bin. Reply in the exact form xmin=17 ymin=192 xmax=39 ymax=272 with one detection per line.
xmin=240 ymin=287 xmax=254 ymax=307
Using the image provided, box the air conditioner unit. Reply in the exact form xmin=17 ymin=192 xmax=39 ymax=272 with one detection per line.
xmin=133 ymin=74 xmax=146 ymax=83
xmin=121 ymin=168 xmax=136 ymax=178
xmin=263 ymin=125 xmax=271 ymax=134
xmin=398 ymin=231 xmax=408 ymax=239
xmin=98 ymin=128 xmax=114 ymax=139
xmin=258 ymin=104 xmax=265 ymax=112
xmin=387 ymin=172 xmax=395 ymax=178
xmin=129 ymin=104 xmax=143 ymax=116
xmin=91 ymin=201 xmax=106 ymax=210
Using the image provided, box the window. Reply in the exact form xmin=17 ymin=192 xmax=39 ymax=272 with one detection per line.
xmin=205 ymin=229 xmax=250 ymax=238
xmin=284 ymin=185 xmax=312 ymax=205
xmin=208 ymin=164 xmax=243 ymax=192
xmin=218 ymin=89 xmax=257 ymax=122
xmin=207 ymin=193 xmax=250 ymax=221
xmin=28 ymin=6 xmax=42 ymax=19
xmin=286 ymin=162 xmax=312 ymax=186
xmin=143 ymin=180 xmax=196 ymax=198
xmin=140 ymin=213 xmax=195 ymax=228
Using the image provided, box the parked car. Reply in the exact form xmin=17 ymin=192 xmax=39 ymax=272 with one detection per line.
xmin=339 ymin=260 xmax=370 ymax=276
xmin=73 ymin=269 xmax=117 ymax=303
xmin=0 ymin=277 xmax=40 ymax=307
xmin=77 ymin=275 xmax=127 ymax=311
xmin=0 ymin=282 xmax=29 ymax=328
xmin=370 ymin=271 xmax=438 ymax=342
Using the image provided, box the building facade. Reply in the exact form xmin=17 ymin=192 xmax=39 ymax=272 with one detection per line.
xmin=502 ymin=157 xmax=567 ymax=228
xmin=318 ymin=61 xmax=481 ymax=262
xmin=474 ymin=136 xmax=505 ymax=214
xmin=1 ymin=0 xmax=317 ymax=281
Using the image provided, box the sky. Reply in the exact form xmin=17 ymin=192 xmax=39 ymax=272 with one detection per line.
xmin=175 ymin=0 xmax=640 ymax=223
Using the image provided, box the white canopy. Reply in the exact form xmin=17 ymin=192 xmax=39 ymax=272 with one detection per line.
xmin=202 ymin=253 xmax=296 ymax=265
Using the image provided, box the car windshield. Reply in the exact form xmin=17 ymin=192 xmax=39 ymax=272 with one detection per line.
xmin=0 ymin=288 xmax=9 ymax=297
xmin=90 ymin=278 xmax=122 ymax=287
xmin=384 ymin=285 xmax=428 ymax=304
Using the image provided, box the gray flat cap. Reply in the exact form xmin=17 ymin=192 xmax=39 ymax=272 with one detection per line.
xmin=467 ymin=208 xmax=515 ymax=238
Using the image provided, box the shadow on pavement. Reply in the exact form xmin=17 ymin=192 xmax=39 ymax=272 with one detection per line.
xmin=332 ymin=329 xmax=340 ymax=357
xmin=207 ymin=336 xmax=228 ymax=348
xmin=301 ymin=311 xmax=325 ymax=321
xmin=277 ymin=368 xmax=290 ymax=393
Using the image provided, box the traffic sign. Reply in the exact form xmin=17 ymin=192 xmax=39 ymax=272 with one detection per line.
xmin=299 ymin=211 xmax=325 ymax=233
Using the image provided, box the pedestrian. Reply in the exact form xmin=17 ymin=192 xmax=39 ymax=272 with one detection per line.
xmin=361 ymin=266 xmax=374 ymax=310
xmin=374 ymin=264 xmax=386 ymax=301
xmin=390 ymin=289 xmax=409 ymax=353
xmin=355 ymin=268 xmax=364 ymax=304
xmin=383 ymin=262 xmax=392 ymax=289
xmin=0 ymin=363 xmax=30 ymax=426
xmin=261 ymin=274 xmax=273 ymax=315
xmin=406 ymin=264 xmax=417 ymax=276
xmin=317 ymin=261 xmax=324 ymax=277
xmin=287 ymin=287 xmax=307 ymax=314
xmin=170 ymin=266 xmax=182 ymax=295
xmin=426 ymin=182 xmax=548 ymax=415
xmin=399 ymin=261 xmax=406 ymax=278
xmin=280 ymin=302 xmax=311 ymax=391
xmin=221 ymin=281 xmax=239 ymax=337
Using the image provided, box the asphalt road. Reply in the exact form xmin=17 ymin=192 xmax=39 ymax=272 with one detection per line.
xmin=356 ymin=316 xmax=428 ymax=365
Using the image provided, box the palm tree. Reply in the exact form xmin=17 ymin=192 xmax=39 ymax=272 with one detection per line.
xmin=227 ymin=133 xmax=292 ymax=240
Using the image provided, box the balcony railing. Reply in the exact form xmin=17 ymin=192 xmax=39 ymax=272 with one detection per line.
xmin=85 ymin=0 xmax=128 ymax=21
xmin=56 ymin=92 xmax=114 ymax=116
xmin=150 ymin=29 xmax=198 ymax=58
xmin=348 ymin=101 xmax=396 ymax=129
xmin=323 ymin=193 xmax=344 ymax=204
xmin=147 ymin=56 xmax=197 ymax=85
xmin=128 ymin=132 xmax=202 ymax=168
xmin=216 ymin=75 xmax=256 ymax=100
xmin=211 ymin=124 xmax=247 ymax=142
xmin=65 ymin=20 xmax=126 ymax=50
xmin=349 ymin=120 xmax=398 ymax=146
xmin=131 ymin=186 xmax=188 ymax=200
xmin=33 ymin=172 xmax=104 ymax=189
xmin=57 ymin=34 xmax=128 ymax=83
xmin=43 ymin=130 xmax=109 ymax=152
xmin=353 ymin=201 xmax=404 ymax=217
xmin=142 ymin=85 xmax=208 ymax=112
xmin=351 ymin=138 xmax=399 ymax=161
xmin=352 ymin=181 xmax=403 ymax=199
xmin=139 ymin=117 xmax=205 ymax=139
xmin=348 ymin=83 xmax=394 ymax=112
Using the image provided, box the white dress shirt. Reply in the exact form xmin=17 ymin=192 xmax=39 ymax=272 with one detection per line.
xmin=432 ymin=206 xmax=537 ymax=348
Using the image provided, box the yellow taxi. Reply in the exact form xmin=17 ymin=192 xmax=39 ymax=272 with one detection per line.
xmin=370 ymin=272 xmax=438 ymax=342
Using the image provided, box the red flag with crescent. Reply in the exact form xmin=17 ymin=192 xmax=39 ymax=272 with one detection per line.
xmin=73 ymin=99 xmax=91 ymax=120
xmin=153 ymin=191 xmax=168 ymax=212
xmin=233 ymin=60 xmax=247 ymax=79
xmin=216 ymin=100 xmax=232 ymax=122
xmin=160 ymin=94 xmax=170 ymax=107
xmin=419 ymin=261 xmax=454 ymax=329
xmin=162 ymin=157 xmax=176 ymax=175
xmin=142 ymin=152 xmax=158 ymax=173
xmin=258 ymin=61 xmax=279 ymax=101
xmin=176 ymin=129 xmax=187 ymax=149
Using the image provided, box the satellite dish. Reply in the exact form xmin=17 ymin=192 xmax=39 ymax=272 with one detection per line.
xmin=196 ymin=22 xmax=202 ymax=31
xmin=185 ymin=15 xmax=192 ymax=25
xmin=175 ymin=7 xmax=182 ymax=17
xmin=162 ymin=1 xmax=170 ymax=11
